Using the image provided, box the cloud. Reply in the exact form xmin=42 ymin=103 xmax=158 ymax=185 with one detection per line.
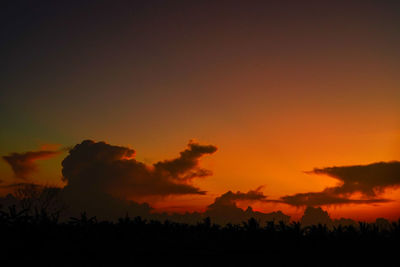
xmin=300 ymin=206 xmax=358 ymax=228
xmin=58 ymin=140 xmax=289 ymax=224
xmin=0 ymin=140 xmax=217 ymax=221
xmin=61 ymin=140 xmax=217 ymax=199
xmin=309 ymin=161 xmax=400 ymax=196
xmin=2 ymin=150 xmax=61 ymax=179
xmin=207 ymin=187 xmax=267 ymax=208
xmin=279 ymin=161 xmax=400 ymax=206
xmin=280 ymin=190 xmax=390 ymax=207
xmin=205 ymin=188 xmax=290 ymax=225
xmin=154 ymin=141 xmax=217 ymax=181
xmin=300 ymin=206 xmax=333 ymax=227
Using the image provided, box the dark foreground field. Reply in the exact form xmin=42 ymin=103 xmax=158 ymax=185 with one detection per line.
xmin=1 ymin=208 xmax=399 ymax=267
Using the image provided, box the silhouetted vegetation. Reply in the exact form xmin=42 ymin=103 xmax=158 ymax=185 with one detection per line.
xmin=0 ymin=206 xmax=399 ymax=266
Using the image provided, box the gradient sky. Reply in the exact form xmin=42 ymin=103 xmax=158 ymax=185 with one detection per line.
xmin=1 ymin=1 xmax=399 ymax=221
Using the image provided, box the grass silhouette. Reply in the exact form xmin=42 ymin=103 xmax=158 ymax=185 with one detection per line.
xmin=0 ymin=205 xmax=399 ymax=266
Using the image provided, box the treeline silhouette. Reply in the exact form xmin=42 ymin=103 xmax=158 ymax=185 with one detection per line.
xmin=1 ymin=205 xmax=399 ymax=266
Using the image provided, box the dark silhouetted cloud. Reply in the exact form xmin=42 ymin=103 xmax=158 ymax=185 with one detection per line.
xmin=60 ymin=140 xmax=292 ymax=222
xmin=279 ymin=161 xmax=400 ymax=206
xmin=310 ymin=161 xmax=400 ymax=196
xmin=301 ymin=206 xmax=358 ymax=228
xmin=3 ymin=150 xmax=61 ymax=179
xmin=280 ymin=190 xmax=390 ymax=207
xmin=1 ymin=140 xmax=216 ymax=221
xmin=205 ymin=188 xmax=290 ymax=225
xmin=301 ymin=206 xmax=333 ymax=227
xmin=208 ymin=187 xmax=267 ymax=208
xmin=154 ymin=141 xmax=217 ymax=181
xmin=61 ymin=140 xmax=217 ymax=199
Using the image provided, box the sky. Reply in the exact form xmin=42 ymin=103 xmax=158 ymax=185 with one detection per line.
xmin=1 ymin=0 xmax=400 ymax=221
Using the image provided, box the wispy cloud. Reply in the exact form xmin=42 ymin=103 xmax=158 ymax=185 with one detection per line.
xmin=3 ymin=150 xmax=61 ymax=179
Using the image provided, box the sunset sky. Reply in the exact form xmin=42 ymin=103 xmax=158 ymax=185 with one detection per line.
xmin=1 ymin=1 xmax=399 ymax=221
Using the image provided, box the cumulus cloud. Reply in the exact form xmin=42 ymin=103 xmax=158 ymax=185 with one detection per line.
xmin=300 ymin=206 xmax=358 ymax=228
xmin=3 ymin=150 xmax=61 ymax=179
xmin=204 ymin=188 xmax=290 ymax=225
xmin=279 ymin=161 xmax=400 ymax=206
xmin=61 ymin=140 xmax=217 ymax=199
xmin=207 ymin=187 xmax=268 ymax=208
xmin=300 ymin=206 xmax=333 ymax=227
xmin=58 ymin=139 xmax=292 ymax=222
